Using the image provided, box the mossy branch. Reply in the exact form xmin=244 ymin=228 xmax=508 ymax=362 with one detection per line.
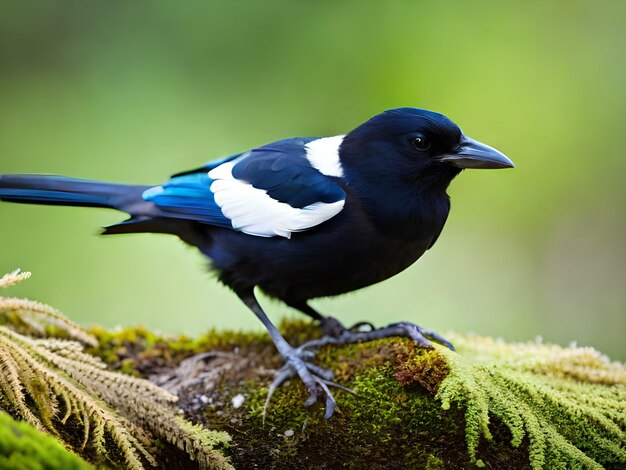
xmin=90 ymin=321 xmax=626 ymax=469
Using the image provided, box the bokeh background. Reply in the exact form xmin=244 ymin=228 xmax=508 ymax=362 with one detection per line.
xmin=1 ymin=1 xmax=624 ymax=360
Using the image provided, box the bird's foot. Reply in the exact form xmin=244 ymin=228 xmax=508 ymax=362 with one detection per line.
xmin=364 ymin=321 xmax=456 ymax=351
xmin=303 ymin=319 xmax=455 ymax=352
xmin=317 ymin=316 xmax=376 ymax=338
xmin=264 ymin=346 xmax=354 ymax=420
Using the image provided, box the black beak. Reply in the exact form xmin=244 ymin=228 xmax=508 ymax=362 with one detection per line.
xmin=440 ymin=136 xmax=514 ymax=169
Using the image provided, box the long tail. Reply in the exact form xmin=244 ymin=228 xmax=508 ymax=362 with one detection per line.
xmin=0 ymin=174 xmax=150 ymax=213
xmin=0 ymin=174 xmax=206 ymax=237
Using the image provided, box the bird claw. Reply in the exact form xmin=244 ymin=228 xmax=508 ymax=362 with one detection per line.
xmin=262 ymin=348 xmax=354 ymax=420
xmin=302 ymin=317 xmax=456 ymax=352
xmin=388 ymin=322 xmax=456 ymax=351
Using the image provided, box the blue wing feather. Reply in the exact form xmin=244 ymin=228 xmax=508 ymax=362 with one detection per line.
xmin=143 ymin=173 xmax=232 ymax=227
xmin=142 ymin=138 xmax=346 ymax=233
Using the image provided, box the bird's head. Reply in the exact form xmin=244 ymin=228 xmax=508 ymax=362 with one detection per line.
xmin=340 ymin=107 xmax=513 ymax=193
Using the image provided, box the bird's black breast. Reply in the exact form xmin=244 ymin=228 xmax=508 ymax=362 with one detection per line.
xmin=193 ymin=190 xmax=449 ymax=304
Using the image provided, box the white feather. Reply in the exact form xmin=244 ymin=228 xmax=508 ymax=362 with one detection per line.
xmin=305 ymin=135 xmax=345 ymax=177
xmin=208 ymin=160 xmax=344 ymax=238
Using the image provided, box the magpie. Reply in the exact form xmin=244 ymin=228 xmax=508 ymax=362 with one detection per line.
xmin=0 ymin=107 xmax=513 ymax=418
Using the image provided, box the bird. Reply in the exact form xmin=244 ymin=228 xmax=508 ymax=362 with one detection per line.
xmin=0 ymin=107 xmax=514 ymax=418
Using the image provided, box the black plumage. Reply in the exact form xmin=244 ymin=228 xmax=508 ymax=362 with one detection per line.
xmin=0 ymin=107 xmax=513 ymax=417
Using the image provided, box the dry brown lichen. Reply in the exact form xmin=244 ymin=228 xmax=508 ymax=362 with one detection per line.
xmin=0 ymin=270 xmax=232 ymax=470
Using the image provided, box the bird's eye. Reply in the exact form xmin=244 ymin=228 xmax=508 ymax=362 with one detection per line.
xmin=412 ymin=137 xmax=431 ymax=151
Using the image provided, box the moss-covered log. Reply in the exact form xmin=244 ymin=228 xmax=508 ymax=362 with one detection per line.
xmin=90 ymin=321 xmax=626 ymax=469
xmin=2 ymin=271 xmax=625 ymax=469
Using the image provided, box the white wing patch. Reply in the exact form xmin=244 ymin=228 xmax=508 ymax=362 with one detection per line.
xmin=305 ymin=135 xmax=345 ymax=177
xmin=208 ymin=161 xmax=344 ymax=238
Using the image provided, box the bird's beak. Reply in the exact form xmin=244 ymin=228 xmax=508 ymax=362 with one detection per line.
xmin=440 ymin=136 xmax=514 ymax=169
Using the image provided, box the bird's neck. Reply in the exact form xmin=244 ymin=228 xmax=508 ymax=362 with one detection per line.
xmin=343 ymin=165 xmax=459 ymax=242
xmin=343 ymin=180 xmax=451 ymax=243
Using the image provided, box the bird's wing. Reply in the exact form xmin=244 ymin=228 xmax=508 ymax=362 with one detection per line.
xmin=143 ymin=137 xmax=347 ymax=238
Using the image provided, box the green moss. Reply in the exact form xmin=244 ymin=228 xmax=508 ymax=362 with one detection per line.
xmin=425 ymin=454 xmax=446 ymax=470
xmin=81 ymin=321 xmax=626 ymax=468
xmin=199 ymin=335 xmax=523 ymax=468
xmin=88 ymin=323 xmax=277 ymax=378
xmin=3 ymin=304 xmax=614 ymax=469
xmin=87 ymin=325 xmax=163 ymax=367
xmin=202 ymin=329 xmax=625 ymax=468
xmin=0 ymin=412 xmax=91 ymax=470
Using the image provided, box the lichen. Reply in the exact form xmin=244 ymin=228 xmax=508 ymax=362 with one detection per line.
xmin=0 ymin=270 xmax=233 ymax=470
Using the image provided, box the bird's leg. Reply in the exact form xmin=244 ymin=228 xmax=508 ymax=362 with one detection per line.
xmin=236 ymin=289 xmax=352 ymax=419
xmin=292 ymin=303 xmax=455 ymax=352
xmin=285 ymin=300 xmax=351 ymax=337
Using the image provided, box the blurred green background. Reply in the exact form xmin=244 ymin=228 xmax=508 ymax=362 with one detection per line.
xmin=1 ymin=1 xmax=624 ymax=360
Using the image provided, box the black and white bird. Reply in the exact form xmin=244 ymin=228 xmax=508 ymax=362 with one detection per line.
xmin=0 ymin=107 xmax=514 ymax=418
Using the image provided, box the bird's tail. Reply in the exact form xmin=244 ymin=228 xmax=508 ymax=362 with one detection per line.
xmin=0 ymin=174 xmax=150 ymax=213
